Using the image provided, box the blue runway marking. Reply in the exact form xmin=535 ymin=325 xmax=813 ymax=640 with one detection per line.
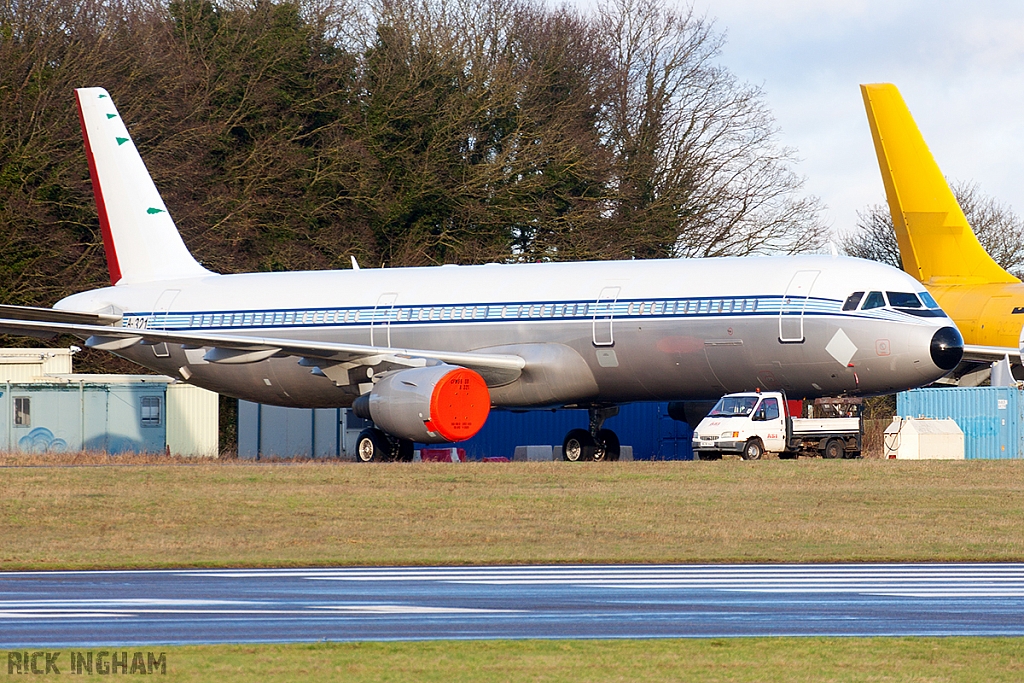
xmin=1 ymin=564 xmax=1022 ymax=646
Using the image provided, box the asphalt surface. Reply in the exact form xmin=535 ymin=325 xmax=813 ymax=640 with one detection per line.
xmin=2 ymin=563 xmax=1023 ymax=647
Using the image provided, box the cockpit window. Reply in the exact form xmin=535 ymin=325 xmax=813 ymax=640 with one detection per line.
xmin=919 ymin=291 xmax=940 ymax=308
xmin=842 ymin=292 xmax=864 ymax=311
xmin=861 ymin=291 xmax=885 ymax=309
xmin=887 ymin=292 xmax=923 ymax=308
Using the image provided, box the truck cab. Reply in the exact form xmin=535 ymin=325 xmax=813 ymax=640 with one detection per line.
xmin=692 ymin=392 xmax=786 ymax=460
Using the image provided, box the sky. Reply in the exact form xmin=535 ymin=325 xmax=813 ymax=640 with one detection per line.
xmin=595 ymin=0 xmax=1024 ymax=238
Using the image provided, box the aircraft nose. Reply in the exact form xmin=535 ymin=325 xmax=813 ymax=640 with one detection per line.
xmin=930 ymin=326 xmax=964 ymax=370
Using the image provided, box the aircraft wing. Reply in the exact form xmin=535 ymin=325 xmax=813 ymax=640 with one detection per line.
xmin=961 ymin=345 xmax=1020 ymax=364
xmin=0 ymin=315 xmax=525 ymax=387
xmin=0 ymin=305 xmax=123 ymax=337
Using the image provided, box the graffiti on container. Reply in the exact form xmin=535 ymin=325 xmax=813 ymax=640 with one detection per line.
xmin=18 ymin=427 xmax=68 ymax=453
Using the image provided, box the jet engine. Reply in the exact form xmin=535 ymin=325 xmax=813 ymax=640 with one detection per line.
xmin=353 ymin=365 xmax=490 ymax=443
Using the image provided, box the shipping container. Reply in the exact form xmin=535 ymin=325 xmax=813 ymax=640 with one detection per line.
xmin=896 ymin=386 xmax=1024 ymax=459
xmin=238 ymin=401 xmax=693 ymax=461
xmin=237 ymin=402 xmax=368 ymax=459
xmin=166 ymin=383 xmax=221 ymax=457
xmin=0 ymin=348 xmax=74 ymax=383
xmin=0 ymin=377 xmax=169 ymax=454
xmin=0 ymin=375 xmax=219 ymax=456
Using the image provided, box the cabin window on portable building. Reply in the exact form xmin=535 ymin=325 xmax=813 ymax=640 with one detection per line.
xmin=13 ymin=397 xmax=29 ymax=427
xmin=140 ymin=396 xmax=162 ymax=427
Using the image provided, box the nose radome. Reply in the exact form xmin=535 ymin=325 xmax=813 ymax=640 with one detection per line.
xmin=930 ymin=326 xmax=964 ymax=370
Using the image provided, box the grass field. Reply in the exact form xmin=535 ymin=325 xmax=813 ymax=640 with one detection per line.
xmin=3 ymin=456 xmax=1023 ymax=680
xmin=7 ymin=638 xmax=1024 ymax=681
xmin=1 ymin=456 xmax=1023 ymax=569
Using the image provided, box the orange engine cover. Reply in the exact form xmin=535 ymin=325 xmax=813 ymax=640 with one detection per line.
xmin=366 ymin=365 xmax=491 ymax=443
xmin=425 ymin=367 xmax=491 ymax=442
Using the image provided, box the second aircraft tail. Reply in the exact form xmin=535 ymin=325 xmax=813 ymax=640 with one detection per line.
xmin=75 ymin=87 xmax=212 ymax=286
xmin=860 ymin=83 xmax=1018 ymax=286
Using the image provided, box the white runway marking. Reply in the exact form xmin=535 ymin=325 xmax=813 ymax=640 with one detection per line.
xmin=183 ymin=564 xmax=1024 ymax=599
xmin=2 ymin=564 xmax=1024 ymax=643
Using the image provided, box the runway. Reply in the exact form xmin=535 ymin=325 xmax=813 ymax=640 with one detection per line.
xmin=2 ymin=564 xmax=1023 ymax=647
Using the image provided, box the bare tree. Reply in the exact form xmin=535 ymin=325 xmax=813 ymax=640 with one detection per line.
xmin=842 ymin=181 xmax=1024 ymax=278
xmin=595 ymin=0 xmax=826 ymax=259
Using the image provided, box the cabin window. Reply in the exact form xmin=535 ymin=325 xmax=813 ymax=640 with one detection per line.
xmin=861 ymin=291 xmax=886 ymax=310
xmin=140 ymin=396 xmax=161 ymax=427
xmin=842 ymin=292 xmax=864 ymax=311
xmin=887 ymin=292 xmax=923 ymax=308
xmin=14 ymin=397 xmax=29 ymax=427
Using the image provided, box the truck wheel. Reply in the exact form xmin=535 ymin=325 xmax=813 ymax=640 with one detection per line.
xmin=823 ymin=438 xmax=843 ymax=459
xmin=696 ymin=451 xmax=721 ymax=461
xmin=741 ymin=439 xmax=763 ymax=460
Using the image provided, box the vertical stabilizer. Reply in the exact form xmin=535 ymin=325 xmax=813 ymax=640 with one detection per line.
xmin=75 ymin=87 xmax=212 ymax=285
xmin=860 ymin=83 xmax=1018 ymax=285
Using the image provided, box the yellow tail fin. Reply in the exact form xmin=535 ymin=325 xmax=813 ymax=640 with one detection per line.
xmin=860 ymin=83 xmax=1018 ymax=285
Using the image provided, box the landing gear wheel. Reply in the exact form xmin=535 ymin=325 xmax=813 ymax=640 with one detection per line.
xmin=396 ymin=438 xmax=414 ymax=462
xmin=356 ymin=428 xmax=392 ymax=463
xmin=741 ymin=438 xmax=764 ymax=461
xmin=595 ymin=429 xmax=620 ymax=462
xmin=823 ymin=438 xmax=843 ymax=460
xmin=563 ymin=428 xmax=596 ymax=462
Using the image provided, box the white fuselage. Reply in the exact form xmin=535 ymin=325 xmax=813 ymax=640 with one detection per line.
xmin=57 ymin=254 xmax=958 ymax=408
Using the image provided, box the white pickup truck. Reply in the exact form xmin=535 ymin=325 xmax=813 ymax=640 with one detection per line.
xmin=691 ymin=391 xmax=862 ymax=460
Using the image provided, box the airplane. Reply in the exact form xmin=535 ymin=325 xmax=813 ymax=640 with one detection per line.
xmin=861 ymin=82 xmax=1024 ymax=365
xmin=0 ymin=87 xmax=963 ymax=462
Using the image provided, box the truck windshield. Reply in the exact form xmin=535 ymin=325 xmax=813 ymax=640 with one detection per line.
xmin=708 ymin=395 xmax=759 ymax=417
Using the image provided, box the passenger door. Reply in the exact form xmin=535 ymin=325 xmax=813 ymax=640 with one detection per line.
xmin=592 ymin=286 xmax=620 ymax=346
xmin=779 ymin=271 xmax=819 ymax=343
xmin=371 ymin=292 xmax=398 ymax=347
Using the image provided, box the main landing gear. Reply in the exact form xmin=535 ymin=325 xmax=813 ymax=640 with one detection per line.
xmin=355 ymin=427 xmax=414 ymax=463
xmin=562 ymin=406 xmax=620 ymax=462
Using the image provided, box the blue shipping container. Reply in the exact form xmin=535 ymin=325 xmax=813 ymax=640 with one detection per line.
xmin=458 ymin=402 xmax=693 ymax=461
xmin=896 ymin=386 xmax=1024 ymax=459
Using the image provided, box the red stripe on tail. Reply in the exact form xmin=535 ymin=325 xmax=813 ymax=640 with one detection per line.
xmin=75 ymin=90 xmax=121 ymax=286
